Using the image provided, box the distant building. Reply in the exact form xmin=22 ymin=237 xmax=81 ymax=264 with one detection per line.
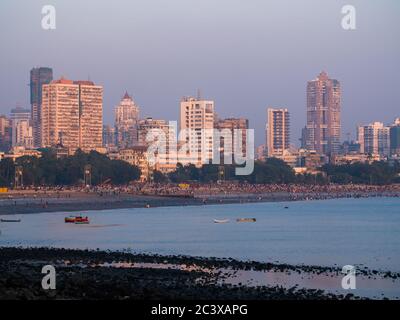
xmin=331 ymin=153 xmax=382 ymax=165
xmin=340 ymin=140 xmax=360 ymax=155
xmin=274 ymin=148 xmax=299 ymax=168
xmin=10 ymin=107 xmax=33 ymax=148
xmin=103 ymin=124 xmax=116 ymax=149
xmin=179 ymin=96 xmax=215 ymax=166
xmin=306 ymin=71 xmax=341 ymax=156
xmin=215 ymin=117 xmax=249 ymax=164
xmin=0 ymin=115 xmax=12 ymax=152
xmin=138 ymin=117 xmax=177 ymax=173
xmin=41 ymin=78 xmax=79 ymax=150
xmin=5 ymin=146 xmax=42 ymax=161
xmin=41 ymin=77 xmax=103 ymax=153
xmin=266 ymin=108 xmax=290 ymax=157
xmin=297 ymin=149 xmax=325 ymax=169
xmin=357 ymin=122 xmax=390 ymax=156
xmin=390 ymin=118 xmax=400 ymax=156
xmin=108 ymin=146 xmax=149 ymax=181
xmin=115 ymin=92 xmax=139 ymax=148
xmin=138 ymin=118 xmax=171 ymax=146
xmin=30 ymin=67 xmax=53 ymax=147
xmin=75 ymin=80 xmax=103 ymax=152
xmin=299 ymin=127 xmax=307 ymax=149
xmin=10 ymin=107 xmax=30 ymax=123
xmin=256 ymin=144 xmax=266 ymax=161
xmin=12 ymin=120 xmax=33 ymax=149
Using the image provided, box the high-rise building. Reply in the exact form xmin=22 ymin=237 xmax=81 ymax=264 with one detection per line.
xmin=266 ymin=108 xmax=290 ymax=157
xmin=306 ymin=71 xmax=341 ymax=156
xmin=10 ymin=107 xmax=33 ymax=148
xmin=75 ymin=81 xmax=103 ymax=152
xmin=41 ymin=78 xmax=79 ymax=150
xmin=179 ymin=96 xmax=215 ymax=166
xmin=215 ymin=117 xmax=249 ymax=163
xmin=357 ymin=122 xmax=390 ymax=156
xmin=300 ymin=127 xmax=307 ymax=149
xmin=30 ymin=67 xmax=53 ymax=147
xmin=390 ymin=118 xmax=400 ymax=156
xmin=41 ymin=78 xmax=103 ymax=153
xmin=0 ymin=115 xmax=12 ymax=152
xmin=103 ymin=124 xmax=116 ymax=148
xmin=115 ymin=92 xmax=140 ymax=148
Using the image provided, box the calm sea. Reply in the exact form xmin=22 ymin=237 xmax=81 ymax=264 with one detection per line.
xmin=1 ymin=197 xmax=400 ymax=272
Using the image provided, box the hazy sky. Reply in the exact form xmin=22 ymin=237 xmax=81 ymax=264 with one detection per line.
xmin=0 ymin=0 xmax=399 ymax=145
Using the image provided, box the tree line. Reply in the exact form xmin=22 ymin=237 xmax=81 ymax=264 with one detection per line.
xmin=156 ymin=158 xmax=400 ymax=185
xmin=0 ymin=151 xmax=399 ymax=187
xmin=0 ymin=149 xmax=141 ymax=187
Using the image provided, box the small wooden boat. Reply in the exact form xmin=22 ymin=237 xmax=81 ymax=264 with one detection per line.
xmin=214 ymin=219 xmax=230 ymax=224
xmin=1 ymin=219 xmax=21 ymax=223
xmin=236 ymin=218 xmax=256 ymax=223
xmin=65 ymin=216 xmax=89 ymax=224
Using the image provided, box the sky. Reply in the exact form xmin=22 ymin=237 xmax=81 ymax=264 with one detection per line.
xmin=0 ymin=0 xmax=399 ymax=146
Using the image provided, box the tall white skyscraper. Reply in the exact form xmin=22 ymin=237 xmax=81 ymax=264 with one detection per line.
xmin=179 ymin=96 xmax=214 ymax=166
xmin=266 ymin=108 xmax=290 ymax=157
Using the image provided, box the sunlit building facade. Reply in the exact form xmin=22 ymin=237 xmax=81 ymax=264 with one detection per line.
xmin=306 ymin=71 xmax=341 ymax=156
xmin=41 ymin=78 xmax=103 ymax=152
xmin=266 ymin=108 xmax=290 ymax=157
xmin=179 ymin=96 xmax=215 ymax=167
xmin=357 ymin=122 xmax=390 ymax=156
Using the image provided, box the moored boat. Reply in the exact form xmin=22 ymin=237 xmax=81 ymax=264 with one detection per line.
xmin=1 ymin=219 xmax=21 ymax=223
xmin=65 ymin=216 xmax=89 ymax=224
xmin=236 ymin=218 xmax=256 ymax=223
xmin=214 ymin=219 xmax=230 ymax=224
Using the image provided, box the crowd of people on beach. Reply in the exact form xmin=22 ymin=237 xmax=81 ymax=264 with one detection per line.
xmin=2 ymin=182 xmax=400 ymax=201
xmin=135 ymin=182 xmax=400 ymax=199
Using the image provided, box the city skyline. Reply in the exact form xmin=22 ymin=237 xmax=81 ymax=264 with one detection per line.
xmin=1 ymin=66 xmax=398 ymax=154
xmin=1 ymin=0 xmax=399 ymax=146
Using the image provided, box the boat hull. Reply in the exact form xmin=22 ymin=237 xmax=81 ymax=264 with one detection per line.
xmin=236 ymin=218 xmax=256 ymax=223
xmin=1 ymin=219 xmax=21 ymax=223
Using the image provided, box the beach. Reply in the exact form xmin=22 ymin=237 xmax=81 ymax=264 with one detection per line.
xmin=1 ymin=184 xmax=399 ymax=215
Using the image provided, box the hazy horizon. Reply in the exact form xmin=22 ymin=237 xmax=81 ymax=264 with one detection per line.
xmin=1 ymin=0 xmax=399 ymax=146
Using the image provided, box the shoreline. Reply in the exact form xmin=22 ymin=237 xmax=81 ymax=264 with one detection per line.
xmin=0 ymin=247 xmax=377 ymax=300
xmin=1 ymin=190 xmax=399 ymax=215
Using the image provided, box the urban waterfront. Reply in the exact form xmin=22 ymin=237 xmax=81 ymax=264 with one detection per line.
xmin=1 ymin=0 xmax=399 ymax=307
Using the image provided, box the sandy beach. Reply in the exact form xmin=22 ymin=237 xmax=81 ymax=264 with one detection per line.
xmin=1 ymin=188 xmax=399 ymax=215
